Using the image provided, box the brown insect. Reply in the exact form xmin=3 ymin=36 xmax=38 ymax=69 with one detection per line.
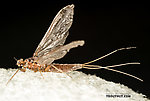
xmin=7 ymin=4 xmax=143 ymax=85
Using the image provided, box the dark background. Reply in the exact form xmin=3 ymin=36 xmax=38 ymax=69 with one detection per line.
xmin=0 ymin=1 xmax=149 ymax=98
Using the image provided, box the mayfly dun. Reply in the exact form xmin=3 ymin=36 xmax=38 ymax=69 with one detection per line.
xmin=6 ymin=4 xmax=143 ymax=85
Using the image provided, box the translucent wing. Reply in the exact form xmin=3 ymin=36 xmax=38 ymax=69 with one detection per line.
xmin=36 ymin=40 xmax=85 ymax=65
xmin=33 ymin=4 xmax=74 ymax=58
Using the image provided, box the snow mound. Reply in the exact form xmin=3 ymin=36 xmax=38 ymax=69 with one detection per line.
xmin=0 ymin=68 xmax=148 ymax=101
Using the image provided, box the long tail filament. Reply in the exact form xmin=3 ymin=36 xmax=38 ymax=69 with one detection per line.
xmin=82 ymin=47 xmax=143 ymax=82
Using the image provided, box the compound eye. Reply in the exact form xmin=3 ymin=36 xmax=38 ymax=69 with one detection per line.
xmin=17 ymin=61 xmax=20 ymax=64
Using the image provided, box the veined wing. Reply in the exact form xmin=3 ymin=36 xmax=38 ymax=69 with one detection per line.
xmin=36 ymin=40 xmax=85 ymax=65
xmin=33 ymin=4 xmax=74 ymax=58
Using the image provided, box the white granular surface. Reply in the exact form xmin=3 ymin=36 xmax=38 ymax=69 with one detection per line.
xmin=0 ymin=68 xmax=149 ymax=101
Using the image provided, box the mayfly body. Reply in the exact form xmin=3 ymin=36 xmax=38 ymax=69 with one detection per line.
xmin=6 ymin=4 xmax=143 ymax=85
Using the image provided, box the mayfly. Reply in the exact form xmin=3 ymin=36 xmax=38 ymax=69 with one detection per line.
xmin=7 ymin=4 xmax=143 ymax=85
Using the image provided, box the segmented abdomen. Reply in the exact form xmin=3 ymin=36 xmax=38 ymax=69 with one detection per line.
xmin=25 ymin=59 xmax=82 ymax=73
xmin=44 ymin=64 xmax=83 ymax=72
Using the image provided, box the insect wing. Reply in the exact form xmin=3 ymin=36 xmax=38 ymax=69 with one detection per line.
xmin=37 ymin=40 xmax=85 ymax=65
xmin=33 ymin=4 xmax=74 ymax=58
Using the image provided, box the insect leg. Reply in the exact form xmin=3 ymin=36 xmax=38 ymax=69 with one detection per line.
xmin=20 ymin=68 xmax=26 ymax=72
xmin=6 ymin=69 xmax=20 ymax=85
xmin=39 ymin=71 xmax=44 ymax=79
xmin=51 ymin=65 xmax=72 ymax=78
xmin=45 ymin=66 xmax=51 ymax=72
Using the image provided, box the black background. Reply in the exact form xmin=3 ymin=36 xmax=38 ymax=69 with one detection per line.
xmin=0 ymin=1 xmax=149 ymax=98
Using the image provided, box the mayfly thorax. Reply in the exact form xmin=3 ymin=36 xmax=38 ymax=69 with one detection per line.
xmin=7 ymin=4 xmax=143 ymax=85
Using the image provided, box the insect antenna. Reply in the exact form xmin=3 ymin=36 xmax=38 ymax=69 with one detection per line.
xmin=82 ymin=47 xmax=143 ymax=82
xmin=14 ymin=57 xmax=18 ymax=61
